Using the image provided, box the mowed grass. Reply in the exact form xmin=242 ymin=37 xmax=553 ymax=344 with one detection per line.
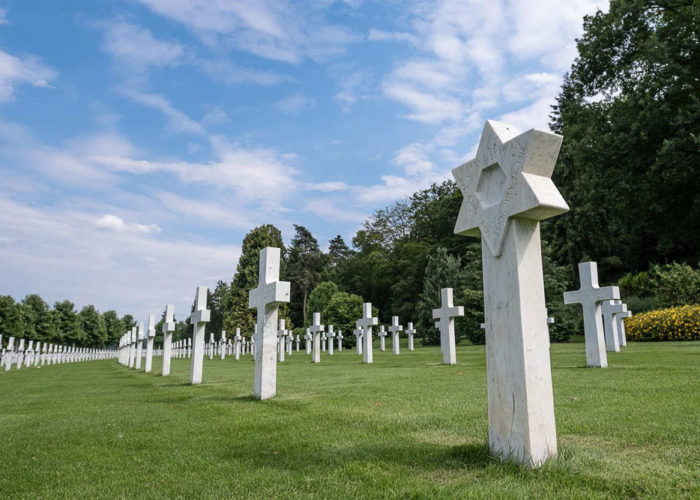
xmin=0 ymin=341 xmax=698 ymax=499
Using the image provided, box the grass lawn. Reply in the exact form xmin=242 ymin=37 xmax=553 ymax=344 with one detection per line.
xmin=1 ymin=341 xmax=698 ymax=499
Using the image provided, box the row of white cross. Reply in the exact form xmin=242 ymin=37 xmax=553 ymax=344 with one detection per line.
xmin=1 ymin=335 xmax=116 ymax=371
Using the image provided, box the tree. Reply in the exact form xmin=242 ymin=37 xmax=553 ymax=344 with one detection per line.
xmin=549 ymin=0 xmax=699 ymax=278
xmin=415 ymin=247 xmax=473 ymax=346
xmin=79 ymin=305 xmax=107 ymax=347
xmin=208 ymin=280 xmax=229 ymax=336
xmin=0 ymin=295 xmax=24 ymax=339
xmin=22 ymin=294 xmax=54 ymax=342
xmin=223 ymin=224 xmax=285 ymax=336
xmin=53 ymin=300 xmax=82 ymax=345
xmin=287 ymin=225 xmax=324 ymax=326
xmin=102 ymin=310 xmax=124 ymax=348
xmin=305 ymin=281 xmax=339 ymax=325
xmin=322 ymin=292 xmax=364 ymax=348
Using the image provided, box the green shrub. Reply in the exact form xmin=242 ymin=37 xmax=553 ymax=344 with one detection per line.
xmin=620 ymin=263 xmax=700 ymax=308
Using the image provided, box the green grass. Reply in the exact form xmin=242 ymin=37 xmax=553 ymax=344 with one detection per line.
xmin=1 ymin=341 xmax=698 ymax=499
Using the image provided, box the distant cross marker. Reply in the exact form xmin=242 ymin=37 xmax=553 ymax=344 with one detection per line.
xmin=189 ymin=286 xmax=211 ymax=385
xmin=309 ymin=313 xmax=325 ymax=364
xmin=248 ymin=247 xmax=290 ymax=400
xmin=378 ymin=325 xmax=387 ymax=351
xmin=162 ymin=304 xmax=176 ymax=376
xmin=145 ymin=314 xmax=156 ymax=373
xmin=357 ymin=303 xmax=378 ymax=364
xmin=405 ymin=323 xmax=416 ymax=351
xmin=602 ymin=300 xmax=627 ymax=352
xmin=432 ymin=288 xmax=464 ymax=365
xmin=135 ymin=323 xmax=144 ymax=370
xmin=277 ymin=320 xmax=287 ymax=362
xmin=617 ymin=310 xmax=631 ymax=346
xmin=353 ymin=326 xmax=363 ymax=355
xmin=327 ymin=325 xmax=335 ymax=356
xmin=388 ymin=316 xmax=403 ymax=355
xmin=337 ymin=330 xmax=343 ymax=351
xmin=453 ymin=120 xmax=569 ymax=466
xmin=564 ymin=261 xmax=620 ymax=367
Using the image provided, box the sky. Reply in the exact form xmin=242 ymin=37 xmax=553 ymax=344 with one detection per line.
xmin=0 ymin=0 xmax=608 ymax=320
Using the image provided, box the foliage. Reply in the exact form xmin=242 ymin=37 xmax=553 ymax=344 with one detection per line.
xmin=79 ymin=305 xmax=107 ymax=347
xmin=321 ymin=292 xmax=364 ymax=347
xmin=619 ymin=262 xmax=700 ymax=308
xmin=53 ymin=300 xmax=82 ymax=345
xmin=416 ymin=247 xmax=470 ymax=346
xmin=223 ymin=224 xmax=285 ymax=337
xmin=548 ymin=0 xmax=700 ymax=279
xmin=102 ymin=310 xmax=123 ymax=348
xmin=21 ymin=294 xmax=55 ymax=342
xmin=0 ymin=295 xmax=25 ymax=339
xmin=625 ymin=305 xmax=700 ymax=341
xmin=208 ymin=281 xmax=230 ymax=337
xmin=306 ymin=281 xmax=339 ymax=325
xmin=287 ymin=225 xmax=325 ymax=326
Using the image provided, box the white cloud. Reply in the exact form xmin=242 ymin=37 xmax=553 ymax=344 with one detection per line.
xmin=100 ymin=20 xmax=184 ymax=72
xmin=197 ymin=59 xmax=289 ymax=86
xmin=304 ymin=198 xmax=368 ymax=224
xmin=96 ymin=214 xmax=161 ymax=234
xmin=367 ymin=28 xmax=419 ymax=46
xmin=133 ymin=0 xmax=361 ymax=64
xmin=0 ymin=49 xmax=56 ymax=102
xmin=0 ymin=195 xmax=239 ymax=319
xmin=123 ymin=91 xmax=206 ymax=135
xmin=334 ymin=69 xmax=373 ymax=112
xmin=274 ymin=93 xmax=317 ymax=114
xmin=0 ymin=9 xmax=8 ymax=25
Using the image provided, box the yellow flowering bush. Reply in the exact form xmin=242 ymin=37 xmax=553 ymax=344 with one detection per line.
xmin=625 ymin=305 xmax=700 ymax=341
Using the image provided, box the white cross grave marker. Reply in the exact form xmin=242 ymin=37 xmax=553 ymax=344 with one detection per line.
xmin=357 ymin=303 xmax=378 ymax=364
xmin=162 ymin=304 xmax=176 ymax=376
xmin=145 ymin=314 xmax=156 ymax=373
xmin=327 ymin=325 xmax=335 ymax=356
xmin=602 ymin=300 xmax=627 ymax=352
xmin=189 ymin=286 xmax=211 ymax=385
xmin=353 ymin=327 xmax=363 ymax=355
xmin=135 ymin=323 xmax=144 ymax=370
xmin=432 ymin=288 xmax=464 ymax=365
xmin=277 ymin=320 xmax=287 ymax=362
xmin=378 ymin=325 xmax=387 ymax=351
xmin=453 ymin=120 xmax=569 ymax=467
xmin=389 ymin=316 xmax=403 ymax=355
xmin=248 ymin=247 xmax=291 ymax=400
xmin=309 ymin=313 xmax=325 ymax=364
xmin=405 ymin=323 xmax=416 ymax=351
xmin=617 ymin=309 xmax=631 ymax=347
xmin=337 ymin=330 xmax=343 ymax=351
xmin=564 ymin=261 xmax=620 ymax=367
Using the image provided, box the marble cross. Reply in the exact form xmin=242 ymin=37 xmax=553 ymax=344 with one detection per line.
xmin=189 ymin=286 xmax=211 ymax=385
xmin=234 ymin=328 xmax=242 ymax=360
xmin=128 ymin=327 xmax=136 ymax=368
xmin=161 ymin=304 xmax=176 ymax=376
xmin=220 ymin=331 xmax=227 ymax=360
xmin=327 ymin=325 xmax=335 ymax=356
xmin=135 ymin=322 xmax=144 ymax=370
xmin=602 ymin=300 xmax=627 ymax=352
xmin=309 ymin=312 xmax=325 ymax=364
xmin=337 ymin=330 xmax=343 ymax=351
xmin=358 ymin=303 xmax=378 ymax=364
xmin=405 ymin=322 xmax=416 ymax=351
xmin=16 ymin=338 xmax=24 ymax=369
xmin=145 ymin=314 xmax=156 ymax=373
xmin=295 ymin=334 xmax=300 ymax=352
xmin=353 ymin=326 xmax=363 ymax=355
xmin=378 ymin=325 xmax=387 ymax=351
xmin=305 ymin=328 xmax=312 ymax=354
xmin=248 ymin=247 xmax=291 ymax=400
xmin=277 ymin=320 xmax=287 ymax=362
xmin=453 ymin=120 xmax=569 ymax=467
xmin=432 ymin=288 xmax=464 ymax=365
xmin=617 ymin=310 xmax=631 ymax=347
xmin=4 ymin=337 xmax=14 ymax=370
xmin=564 ymin=261 xmax=620 ymax=367
xmin=389 ymin=316 xmax=403 ymax=355
xmin=321 ymin=331 xmax=327 ymax=352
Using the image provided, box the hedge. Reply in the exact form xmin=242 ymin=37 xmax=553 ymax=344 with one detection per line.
xmin=625 ymin=305 xmax=700 ymax=341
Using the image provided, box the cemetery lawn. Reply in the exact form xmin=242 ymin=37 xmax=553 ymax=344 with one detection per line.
xmin=1 ymin=342 xmax=698 ymax=499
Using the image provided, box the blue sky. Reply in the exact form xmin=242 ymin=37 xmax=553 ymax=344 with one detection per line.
xmin=0 ymin=0 xmax=607 ymax=320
